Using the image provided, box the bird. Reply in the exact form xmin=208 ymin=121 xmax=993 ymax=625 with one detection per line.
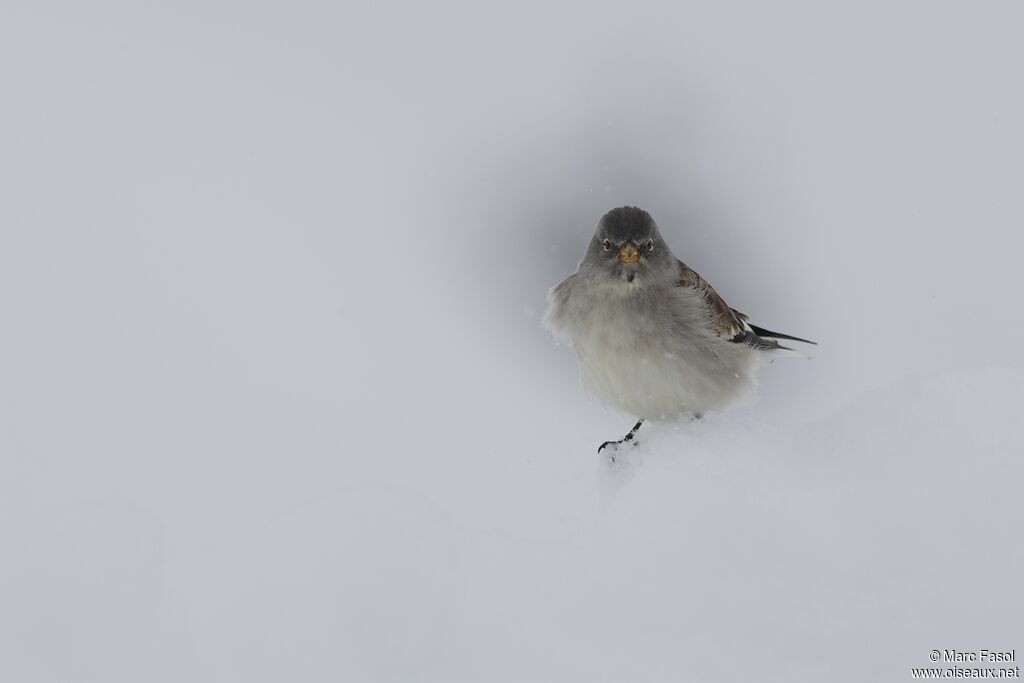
xmin=544 ymin=206 xmax=815 ymax=455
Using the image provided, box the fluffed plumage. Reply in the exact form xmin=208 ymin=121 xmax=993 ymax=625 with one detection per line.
xmin=545 ymin=206 xmax=814 ymax=423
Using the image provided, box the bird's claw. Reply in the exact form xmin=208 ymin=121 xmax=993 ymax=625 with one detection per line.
xmin=597 ymin=437 xmax=639 ymax=460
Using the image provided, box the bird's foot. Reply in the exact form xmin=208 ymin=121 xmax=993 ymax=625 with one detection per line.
xmin=598 ymin=437 xmax=640 ymax=462
xmin=597 ymin=419 xmax=645 ymax=460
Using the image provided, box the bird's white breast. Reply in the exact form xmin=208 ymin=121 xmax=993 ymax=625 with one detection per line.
xmin=546 ymin=275 xmax=758 ymax=421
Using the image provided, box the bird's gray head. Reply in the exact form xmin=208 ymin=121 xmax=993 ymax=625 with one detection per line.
xmin=579 ymin=206 xmax=677 ymax=286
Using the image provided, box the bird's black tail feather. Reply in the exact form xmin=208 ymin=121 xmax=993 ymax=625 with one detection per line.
xmin=747 ymin=324 xmax=817 ymax=345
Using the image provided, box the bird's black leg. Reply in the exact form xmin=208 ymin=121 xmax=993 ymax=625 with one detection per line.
xmin=598 ymin=419 xmax=645 ymax=456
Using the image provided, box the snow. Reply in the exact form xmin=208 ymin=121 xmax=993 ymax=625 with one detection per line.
xmin=2 ymin=1 xmax=1023 ymax=681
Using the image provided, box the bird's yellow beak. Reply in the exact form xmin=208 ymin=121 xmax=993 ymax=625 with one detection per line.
xmin=618 ymin=242 xmax=640 ymax=264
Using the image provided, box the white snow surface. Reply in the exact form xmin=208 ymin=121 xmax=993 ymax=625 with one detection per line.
xmin=2 ymin=2 xmax=1023 ymax=681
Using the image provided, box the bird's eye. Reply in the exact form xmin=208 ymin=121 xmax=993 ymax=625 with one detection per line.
xmin=646 ymin=239 xmax=654 ymax=252
xmin=602 ymin=239 xmax=612 ymax=252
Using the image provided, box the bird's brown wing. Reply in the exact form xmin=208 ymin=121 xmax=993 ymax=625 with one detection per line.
xmin=675 ymin=259 xmax=750 ymax=339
